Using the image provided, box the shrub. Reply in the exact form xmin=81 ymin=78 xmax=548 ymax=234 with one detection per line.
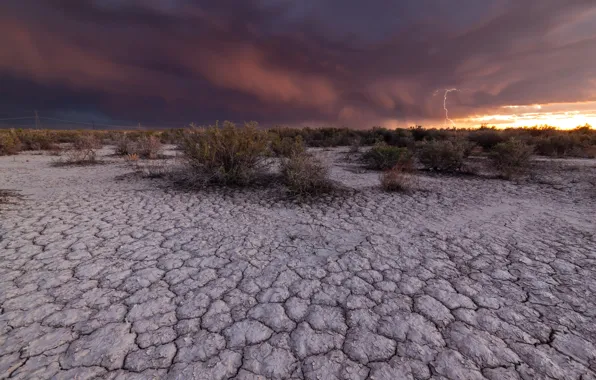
xmin=0 ymin=130 xmax=22 ymax=156
xmin=56 ymin=134 xmax=100 ymax=165
xmin=534 ymin=134 xmax=584 ymax=157
xmin=468 ymin=128 xmax=506 ymax=151
xmin=417 ymin=139 xmax=468 ymax=172
xmin=15 ymin=130 xmax=57 ymax=151
xmin=362 ymin=143 xmax=413 ymax=170
xmin=489 ymin=139 xmax=534 ymax=179
xmin=180 ymin=121 xmax=270 ymax=186
xmin=270 ymin=135 xmax=305 ymax=157
xmin=281 ymin=152 xmax=334 ymax=196
xmin=349 ymin=137 xmax=361 ymax=153
xmin=115 ymin=135 xmax=136 ymax=156
xmin=380 ymin=165 xmax=415 ymax=192
xmin=136 ymin=135 xmax=162 ymax=159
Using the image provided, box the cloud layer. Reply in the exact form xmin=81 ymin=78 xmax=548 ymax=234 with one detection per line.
xmin=1 ymin=0 xmax=595 ymax=127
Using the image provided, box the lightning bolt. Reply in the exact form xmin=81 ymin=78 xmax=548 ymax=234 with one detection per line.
xmin=442 ymin=88 xmax=459 ymax=127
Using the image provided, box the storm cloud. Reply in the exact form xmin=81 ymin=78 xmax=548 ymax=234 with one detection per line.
xmin=1 ymin=0 xmax=595 ymax=127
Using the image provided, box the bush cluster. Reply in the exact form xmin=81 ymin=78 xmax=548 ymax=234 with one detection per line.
xmin=416 ymin=139 xmax=469 ymax=172
xmin=362 ymin=143 xmax=413 ymax=170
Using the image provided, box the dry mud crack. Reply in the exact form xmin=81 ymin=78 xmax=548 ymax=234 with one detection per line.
xmin=1 ymin=148 xmax=596 ymax=379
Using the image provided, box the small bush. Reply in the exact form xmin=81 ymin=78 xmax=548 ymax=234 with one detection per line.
xmin=270 ymin=135 xmax=305 ymax=157
xmin=489 ymin=139 xmax=534 ymax=179
xmin=281 ymin=152 xmax=334 ymax=196
xmin=57 ymin=134 xmax=100 ymax=165
xmin=136 ymin=135 xmax=162 ymax=159
xmin=380 ymin=165 xmax=415 ymax=192
xmin=180 ymin=121 xmax=270 ymax=186
xmin=0 ymin=130 xmax=22 ymax=156
xmin=417 ymin=139 xmax=468 ymax=172
xmin=115 ymin=135 xmax=136 ymax=156
xmin=349 ymin=137 xmax=362 ymax=153
xmin=362 ymin=143 xmax=413 ymax=170
xmin=115 ymin=135 xmax=162 ymax=159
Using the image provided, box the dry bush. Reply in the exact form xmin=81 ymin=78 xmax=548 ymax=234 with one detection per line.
xmin=14 ymin=130 xmax=58 ymax=151
xmin=489 ymin=139 xmax=534 ymax=179
xmin=0 ymin=130 xmax=22 ymax=156
xmin=136 ymin=135 xmax=162 ymax=159
xmin=180 ymin=121 xmax=270 ymax=186
xmin=269 ymin=135 xmax=305 ymax=157
xmin=55 ymin=134 xmax=100 ymax=166
xmin=115 ymin=135 xmax=136 ymax=156
xmin=380 ymin=165 xmax=415 ymax=192
xmin=281 ymin=152 xmax=334 ymax=196
xmin=416 ymin=139 xmax=469 ymax=172
xmin=115 ymin=134 xmax=162 ymax=159
xmin=362 ymin=143 xmax=413 ymax=170
xmin=349 ymin=137 xmax=362 ymax=153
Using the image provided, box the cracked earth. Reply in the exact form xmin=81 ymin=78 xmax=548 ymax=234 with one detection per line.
xmin=1 ymin=147 xmax=596 ymax=379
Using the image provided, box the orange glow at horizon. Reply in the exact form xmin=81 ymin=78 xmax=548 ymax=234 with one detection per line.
xmin=453 ymin=101 xmax=596 ymax=130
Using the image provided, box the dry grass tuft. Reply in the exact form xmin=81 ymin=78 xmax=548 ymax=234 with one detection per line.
xmin=380 ymin=165 xmax=416 ymax=192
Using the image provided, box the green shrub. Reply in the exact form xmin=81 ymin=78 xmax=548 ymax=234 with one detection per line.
xmin=489 ymin=139 xmax=534 ymax=179
xmin=362 ymin=143 xmax=413 ymax=170
xmin=281 ymin=152 xmax=333 ymax=196
xmin=0 ymin=130 xmax=22 ymax=156
xmin=417 ymin=139 xmax=468 ymax=172
xmin=180 ymin=121 xmax=270 ymax=186
xmin=468 ymin=127 xmax=506 ymax=150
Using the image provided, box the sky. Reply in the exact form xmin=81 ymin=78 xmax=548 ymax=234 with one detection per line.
xmin=1 ymin=0 xmax=596 ymax=129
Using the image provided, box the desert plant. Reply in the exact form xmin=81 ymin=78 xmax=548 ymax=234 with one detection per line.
xmin=468 ymin=127 xmax=506 ymax=151
xmin=180 ymin=121 xmax=270 ymax=186
xmin=0 ymin=130 xmax=22 ymax=156
xmin=349 ymin=137 xmax=362 ymax=153
xmin=72 ymin=133 xmax=102 ymax=150
xmin=15 ymin=129 xmax=57 ymax=151
xmin=136 ymin=135 xmax=162 ymax=159
xmin=489 ymin=139 xmax=534 ymax=179
xmin=56 ymin=134 xmax=100 ymax=165
xmin=362 ymin=143 xmax=413 ymax=170
xmin=416 ymin=139 xmax=468 ymax=172
xmin=380 ymin=164 xmax=416 ymax=192
xmin=115 ymin=135 xmax=136 ymax=156
xmin=281 ymin=152 xmax=334 ymax=196
xmin=270 ymin=135 xmax=305 ymax=157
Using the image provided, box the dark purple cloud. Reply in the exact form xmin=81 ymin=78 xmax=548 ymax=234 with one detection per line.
xmin=0 ymin=0 xmax=595 ymax=127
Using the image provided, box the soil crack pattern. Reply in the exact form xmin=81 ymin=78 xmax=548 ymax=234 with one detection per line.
xmin=1 ymin=148 xmax=596 ymax=379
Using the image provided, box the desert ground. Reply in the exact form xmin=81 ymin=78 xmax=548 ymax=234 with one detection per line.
xmin=1 ymin=147 xmax=596 ymax=380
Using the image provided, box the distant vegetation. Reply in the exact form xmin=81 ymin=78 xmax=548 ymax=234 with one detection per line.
xmin=1 ymin=124 xmax=595 ymax=189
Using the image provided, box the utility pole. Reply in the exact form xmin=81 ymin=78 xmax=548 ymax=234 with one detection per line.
xmin=34 ymin=110 xmax=42 ymax=129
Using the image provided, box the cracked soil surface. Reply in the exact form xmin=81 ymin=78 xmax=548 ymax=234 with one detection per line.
xmin=1 ymin=147 xmax=596 ymax=379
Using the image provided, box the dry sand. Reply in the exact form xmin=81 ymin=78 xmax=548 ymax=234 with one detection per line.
xmin=1 ymin=147 xmax=595 ymax=379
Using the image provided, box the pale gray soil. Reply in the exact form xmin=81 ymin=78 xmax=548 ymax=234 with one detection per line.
xmin=1 ymin=147 xmax=596 ymax=379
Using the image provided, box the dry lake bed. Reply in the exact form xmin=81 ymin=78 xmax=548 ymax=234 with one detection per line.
xmin=1 ymin=147 xmax=596 ymax=379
